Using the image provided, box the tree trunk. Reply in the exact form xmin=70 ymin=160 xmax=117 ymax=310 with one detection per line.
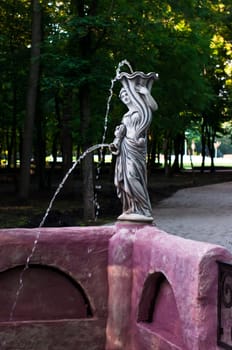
xmin=163 ymin=135 xmax=172 ymax=176
xmin=201 ymin=120 xmax=206 ymax=173
xmin=7 ymin=82 xmax=17 ymax=169
xmin=82 ymin=154 xmax=95 ymax=221
xmin=18 ymin=0 xmax=42 ymax=200
xmin=207 ymin=127 xmax=215 ymax=173
xmin=79 ymin=84 xmax=95 ymax=221
xmin=61 ymin=93 xmax=73 ymax=176
xmin=172 ymin=133 xmax=184 ymax=173
xmin=71 ymin=0 xmax=98 ymax=220
xmin=35 ymin=101 xmax=46 ymax=190
xmin=59 ymin=93 xmax=73 ymax=193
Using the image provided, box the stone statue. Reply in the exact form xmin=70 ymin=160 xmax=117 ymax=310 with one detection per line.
xmin=109 ymin=71 xmax=158 ymax=222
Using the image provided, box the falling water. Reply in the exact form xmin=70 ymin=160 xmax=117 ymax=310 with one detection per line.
xmin=94 ymin=60 xmax=133 ymax=218
xmin=9 ymin=59 xmax=133 ymax=320
xmin=9 ymin=143 xmax=109 ymax=321
xmin=101 ymin=59 xmax=133 ymax=147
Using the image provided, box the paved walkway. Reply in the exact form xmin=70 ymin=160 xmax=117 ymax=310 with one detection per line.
xmin=153 ymin=181 xmax=232 ymax=253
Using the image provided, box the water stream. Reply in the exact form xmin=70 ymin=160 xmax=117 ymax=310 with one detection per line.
xmin=94 ymin=60 xmax=133 ymax=218
xmin=101 ymin=59 xmax=133 ymax=147
xmin=9 ymin=143 xmax=109 ymax=321
xmin=9 ymin=59 xmax=133 ymax=321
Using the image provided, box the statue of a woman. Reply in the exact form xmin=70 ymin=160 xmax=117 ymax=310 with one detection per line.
xmin=109 ymin=71 xmax=158 ymax=222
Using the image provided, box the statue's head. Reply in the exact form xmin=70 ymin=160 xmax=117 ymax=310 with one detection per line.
xmin=119 ymin=87 xmax=127 ymax=99
xmin=119 ymin=88 xmax=132 ymax=106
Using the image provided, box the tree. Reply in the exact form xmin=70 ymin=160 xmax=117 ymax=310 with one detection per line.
xmin=1 ymin=0 xmax=232 ymax=210
xmin=62 ymin=0 xmax=118 ymax=220
xmin=0 ymin=0 xmax=31 ymax=169
xmin=18 ymin=0 xmax=42 ymax=200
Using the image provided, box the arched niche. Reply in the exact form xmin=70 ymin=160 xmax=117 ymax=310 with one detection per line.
xmin=137 ymin=272 xmax=184 ymax=348
xmin=0 ymin=264 xmax=93 ymax=321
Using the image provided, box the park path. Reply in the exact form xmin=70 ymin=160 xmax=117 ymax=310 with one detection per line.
xmin=153 ymin=181 xmax=232 ymax=253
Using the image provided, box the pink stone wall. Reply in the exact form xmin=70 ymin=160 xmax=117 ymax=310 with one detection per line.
xmin=106 ymin=223 xmax=232 ymax=350
xmin=0 ymin=227 xmax=114 ymax=350
xmin=0 ymin=224 xmax=231 ymax=349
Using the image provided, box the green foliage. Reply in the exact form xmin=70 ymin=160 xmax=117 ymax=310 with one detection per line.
xmin=0 ymin=0 xmax=232 ymax=172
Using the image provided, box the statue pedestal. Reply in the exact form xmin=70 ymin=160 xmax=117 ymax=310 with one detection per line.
xmin=117 ymin=212 xmax=154 ymax=223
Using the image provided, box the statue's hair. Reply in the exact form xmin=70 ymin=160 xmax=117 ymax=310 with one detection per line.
xmin=121 ymin=80 xmax=152 ymax=139
xmin=119 ymin=87 xmax=127 ymax=99
xmin=117 ymin=72 xmax=157 ymax=140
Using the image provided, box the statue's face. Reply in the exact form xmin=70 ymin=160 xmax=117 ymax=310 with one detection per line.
xmin=120 ymin=89 xmax=131 ymax=105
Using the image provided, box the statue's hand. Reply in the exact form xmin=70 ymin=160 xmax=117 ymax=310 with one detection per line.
xmin=135 ymin=85 xmax=158 ymax=111
xmin=135 ymin=85 xmax=149 ymax=95
xmin=109 ymin=143 xmax=120 ymax=155
xmin=114 ymin=124 xmax=126 ymax=138
xmin=137 ymin=137 xmax=145 ymax=146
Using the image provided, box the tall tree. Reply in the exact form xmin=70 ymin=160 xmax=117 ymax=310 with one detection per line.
xmin=0 ymin=0 xmax=31 ymax=169
xmin=1 ymin=0 xmax=231 ymax=205
xmin=67 ymin=0 xmax=114 ymax=220
xmin=18 ymin=0 xmax=42 ymax=200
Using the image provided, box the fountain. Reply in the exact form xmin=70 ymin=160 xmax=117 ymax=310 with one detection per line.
xmin=0 ymin=61 xmax=230 ymax=350
xmin=9 ymin=142 xmax=109 ymax=321
xmin=10 ymin=60 xmax=156 ymax=321
xmin=109 ymin=70 xmax=158 ymax=222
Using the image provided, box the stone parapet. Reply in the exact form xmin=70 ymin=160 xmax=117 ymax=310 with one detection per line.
xmin=0 ymin=224 xmax=231 ymax=349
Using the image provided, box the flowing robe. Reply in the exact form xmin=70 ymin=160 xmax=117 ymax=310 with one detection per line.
xmin=114 ymin=111 xmax=153 ymax=217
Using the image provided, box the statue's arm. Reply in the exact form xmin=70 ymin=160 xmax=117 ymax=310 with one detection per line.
xmin=135 ymin=85 xmax=158 ymax=112
xmin=109 ymin=124 xmax=126 ymax=155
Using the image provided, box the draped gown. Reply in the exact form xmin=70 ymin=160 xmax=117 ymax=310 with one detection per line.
xmin=114 ymin=110 xmax=153 ymax=218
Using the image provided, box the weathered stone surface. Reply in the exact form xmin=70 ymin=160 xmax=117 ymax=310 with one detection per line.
xmin=0 ymin=320 xmax=106 ymax=350
xmin=0 ymin=224 xmax=231 ymax=349
xmin=0 ymin=226 xmax=114 ymax=350
xmin=106 ymin=224 xmax=232 ymax=350
xmin=106 ymin=225 xmax=135 ymax=350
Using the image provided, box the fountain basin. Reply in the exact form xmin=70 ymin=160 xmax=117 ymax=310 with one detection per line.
xmin=0 ymin=224 xmax=230 ymax=349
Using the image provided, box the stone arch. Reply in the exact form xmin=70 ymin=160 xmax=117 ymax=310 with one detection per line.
xmin=137 ymin=271 xmax=184 ymax=348
xmin=0 ymin=264 xmax=93 ymax=321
